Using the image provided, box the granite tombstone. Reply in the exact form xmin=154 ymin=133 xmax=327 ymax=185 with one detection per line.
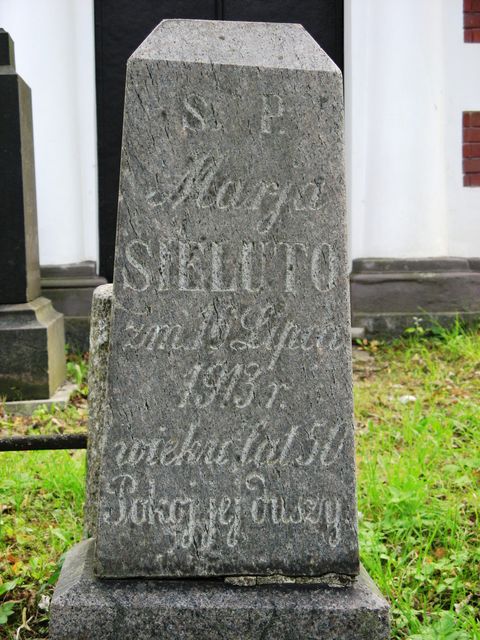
xmin=94 ymin=18 xmax=358 ymax=579
xmin=50 ymin=20 xmax=389 ymax=639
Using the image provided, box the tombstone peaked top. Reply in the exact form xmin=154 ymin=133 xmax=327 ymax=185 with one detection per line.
xmin=131 ymin=19 xmax=339 ymax=74
xmin=0 ymin=29 xmax=15 ymax=68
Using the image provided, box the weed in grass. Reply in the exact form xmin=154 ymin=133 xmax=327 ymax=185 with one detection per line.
xmin=0 ymin=396 xmax=87 ymax=440
xmin=66 ymin=349 xmax=89 ymax=400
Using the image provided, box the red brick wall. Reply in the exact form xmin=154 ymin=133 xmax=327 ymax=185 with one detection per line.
xmin=464 ymin=0 xmax=480 ymax=42
xmin=463 ymin=112 xmax=480 ymax=186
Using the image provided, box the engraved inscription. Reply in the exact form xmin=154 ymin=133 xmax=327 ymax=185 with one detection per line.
xmin=179 ymin=361 xmax=262 ymax=409
xmin=99 ymin=41 xmax=355 ymax=577
xmin=122 ymin=239 xmax=152 ymax=292
xmin=111 ymin=420 xmax=348 ymax=470
xmin=182 ymin=94 xmax=220 ymax=132
xmin=120 ymin=239 xmax=336 ymax=294
xmin=146 ymin=155 xmax=325 ymax=233
xmin=261 ymin=95 xmax=286 ymax=135
xmin=123 ymin=302 xmax=345 ymax=365
xmin=103 ymin=473 xmax=345 ymax=551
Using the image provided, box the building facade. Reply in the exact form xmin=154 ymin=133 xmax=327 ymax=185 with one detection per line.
xmin=1 ymin=0 xmax=479 ymax=343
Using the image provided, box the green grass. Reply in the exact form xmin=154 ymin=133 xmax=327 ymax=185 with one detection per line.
xmin=0 ymin=326 xmax=479 ymax=638
xmin=0 ymin=451 xmax=85 ymax=639
xmin=355 ymin=324 xmax=480 ymax=639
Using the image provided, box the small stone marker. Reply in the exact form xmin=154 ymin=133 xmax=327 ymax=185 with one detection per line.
xmin=95 ymin=19 xmax=358 ymax=578
xmin=50 ymin=20 xmax=389 ymax=639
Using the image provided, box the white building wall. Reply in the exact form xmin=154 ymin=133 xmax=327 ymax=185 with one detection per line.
xmin=443 ymin=0 xmax=480 ymax=256
xmin=345 ymin=0 xmax=480 ymax=260
xmin=1 ymin=1 xmax=478 ymax=266
xmin=0 ymin=0 xmax=98 ymax=266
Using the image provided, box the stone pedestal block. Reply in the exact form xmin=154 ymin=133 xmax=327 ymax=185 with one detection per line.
xmin=41 ymin=262 xmax=108 ymax=352
xmin=350 ymin=257 xmax=480 ymax=336
xmin=0 ymin=297 xmax=66 ymax=400
xmin=50 ymin=540 xmax=390 ymax=640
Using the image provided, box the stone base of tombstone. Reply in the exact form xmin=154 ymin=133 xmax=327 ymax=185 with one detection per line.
xmin=49 ymin=539 xmax=389 ymax=640
xmin=4 ymin=382 xmax=76 ymax=417
xmin=0 ymin=297 xmax=66 ymax=400
xmin=351 ymin=257 xmax=480 ymax=337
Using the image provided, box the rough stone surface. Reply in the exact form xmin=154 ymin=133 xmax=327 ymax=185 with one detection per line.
xmin=0 ymin=31 xmax=41 ymax=304
xmin=83 ymin=283 xmax=365 ymax=537
xmin=84 ymin=284 xmax=113 ymax=538
xmin=94 ymin=19 xmax=357 ymax=578
xmin=350 ymin=257 xmax=480 ymax=337
xmin=0 ymin=298 xmax=66 ymax=400
xmin=50 ymin=539 xmax=390 ymax=640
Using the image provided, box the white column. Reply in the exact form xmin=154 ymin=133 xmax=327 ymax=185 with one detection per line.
xmin=443 ymin=0 xmax=480 ymax=257
xmin=0 ymin=0 xmax=98 ymax=266
xmin=346 ymin=0 xmax=453 ymax=259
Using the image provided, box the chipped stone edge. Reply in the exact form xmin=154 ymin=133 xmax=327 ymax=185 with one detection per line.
xmin=225 ymin=572 xmax=355 ymax=588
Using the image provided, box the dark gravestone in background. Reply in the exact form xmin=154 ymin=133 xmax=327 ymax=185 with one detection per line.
xmin=0 ymin=29 xmax=40 ymax=304
xmin=94 ymin=1 xmax=344 ymax=281
xmin=0 ymin=30 xmax=66 ymax=401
